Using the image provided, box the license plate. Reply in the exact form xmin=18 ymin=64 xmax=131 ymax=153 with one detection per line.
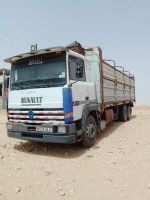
xmin=36 ymin=127 xmax=52 ymax=133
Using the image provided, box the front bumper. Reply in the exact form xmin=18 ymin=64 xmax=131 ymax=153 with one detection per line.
xmin=6 ymin=122 xmax=77 ymax=144
xmin=7 ymin=131 xmax=76 ymax=144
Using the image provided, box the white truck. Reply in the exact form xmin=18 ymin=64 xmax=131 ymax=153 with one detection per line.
xmin=5 ymin=42 xmax=135 ymax=147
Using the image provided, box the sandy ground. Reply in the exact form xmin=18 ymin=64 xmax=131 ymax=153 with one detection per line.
xmin=0 ymin=106 xmax=150 ymax=200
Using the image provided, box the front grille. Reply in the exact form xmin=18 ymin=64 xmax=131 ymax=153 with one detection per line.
xmin=8 ymin=108 xmax=65 ymax=125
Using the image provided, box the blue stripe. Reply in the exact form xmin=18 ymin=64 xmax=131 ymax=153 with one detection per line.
xmin=65 ymin=117 xmax=73 ymax=123
xmin=63 ymin=88 xmax=73 ymax=123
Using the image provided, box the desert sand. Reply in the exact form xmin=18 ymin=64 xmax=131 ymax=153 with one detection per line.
xmin=0 ymin=106 xmax=150 ymax=200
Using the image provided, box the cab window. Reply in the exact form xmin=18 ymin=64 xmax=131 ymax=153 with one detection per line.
xmin=68 ymin=56 xmax=86 ymax=82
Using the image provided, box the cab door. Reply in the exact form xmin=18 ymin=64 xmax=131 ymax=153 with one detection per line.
xmin=68 ymin=56 xmax=89 ymax=121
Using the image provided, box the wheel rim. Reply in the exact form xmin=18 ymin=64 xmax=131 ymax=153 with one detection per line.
xmin=86 ymin=123 xmax=96 ymax=139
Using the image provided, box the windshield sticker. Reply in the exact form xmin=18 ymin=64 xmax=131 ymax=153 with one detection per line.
xmin=62 ymin=72 xmax=65 ymax=77
xmin=28 ymin=58 xmax=43 ymax=66
xmin=59 ymin=72 xmax=65 ymax=78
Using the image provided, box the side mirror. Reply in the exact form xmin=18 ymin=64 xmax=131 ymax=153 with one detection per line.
xmin=76 ymin=66 xmax=83 ymax=78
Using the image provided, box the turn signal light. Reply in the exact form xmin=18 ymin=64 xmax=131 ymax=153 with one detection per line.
xmin=65 ymin=112 xmax=73 ymax=117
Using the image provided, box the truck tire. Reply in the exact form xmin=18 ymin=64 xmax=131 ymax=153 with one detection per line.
xmin=127 ymin=105 xmax=131 ymax=120
xmin=82 ymin=115 xmax=96 ymax=148
xmin=119 ymin=104 xmax=127 ymax=122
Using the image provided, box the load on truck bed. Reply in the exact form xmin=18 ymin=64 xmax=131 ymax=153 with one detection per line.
xmin=5 ymin=41 xmax=135 ymax=147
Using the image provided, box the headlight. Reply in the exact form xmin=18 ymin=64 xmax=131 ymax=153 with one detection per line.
xmin=6 ymin=123 xmax=12 ymax=130
xmin=58 ymin=126 xmax=66 ymax=133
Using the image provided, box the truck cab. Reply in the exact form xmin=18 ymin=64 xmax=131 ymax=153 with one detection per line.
xmin=5 ymin=45 xmax=96 ymax=145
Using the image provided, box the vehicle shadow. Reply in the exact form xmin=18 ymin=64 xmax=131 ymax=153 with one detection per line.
xmin=14 ymin=115 xmax=137 ymax=158
xmin=96 ymin=115 xmax=137 ymax=143
xmin=14 ymin=140 xmax=88 ymax=159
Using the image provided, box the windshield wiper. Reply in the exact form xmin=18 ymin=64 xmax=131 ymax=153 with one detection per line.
xmin=11 ymin=86 xmax=23 ymax=90
xmin=42 ymin=82 xmax=66 ymax=88
xmin=11 ymin=82 xmax=25 ymax=90
xmin=42 ymin=83 xmax=54 ymax=88
xmin=52 ymin=82 xmax=66 ymax=86
xmin=11 ymin=81 xmax=66 ymax=90
xmin=22 ymin=85 xmax=41 ymax=89
xmin=16 ymin=86 xmax=24 ymax=90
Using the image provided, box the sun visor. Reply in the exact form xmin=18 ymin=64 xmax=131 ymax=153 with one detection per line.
xmin=4 ymin=46 xmax=68 ymax=63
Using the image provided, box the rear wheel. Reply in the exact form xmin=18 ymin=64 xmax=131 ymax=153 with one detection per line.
xmin=127 ymin=105 xmax=131 ymax=120
xmin=119 ymin=104 xmax=127 ymax=122
xmin=82 ymin=115 xmax=96 ymax=148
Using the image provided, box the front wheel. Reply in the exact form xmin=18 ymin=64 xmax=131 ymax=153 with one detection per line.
xmin=82 ymin=115 xmax=96 ymax=148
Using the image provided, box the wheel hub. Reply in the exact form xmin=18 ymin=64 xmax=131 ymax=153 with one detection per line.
xmin=87 ymin=123 xmax=96 ymax=139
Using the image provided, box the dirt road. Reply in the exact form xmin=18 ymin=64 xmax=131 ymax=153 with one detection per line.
xmin=0 ymin=107 xmax=150 ymax=200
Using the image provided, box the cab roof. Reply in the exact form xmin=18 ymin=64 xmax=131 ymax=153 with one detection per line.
xmin=4 ymin=46 xmax=68 ymax=63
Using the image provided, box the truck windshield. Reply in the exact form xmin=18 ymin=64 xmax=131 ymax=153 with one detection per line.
xmin=10 ymin=53 xmax=66 ymax=90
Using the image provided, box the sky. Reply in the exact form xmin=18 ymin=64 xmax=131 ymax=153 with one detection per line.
xmin=0 ymin=0 xmax=149 ymax=105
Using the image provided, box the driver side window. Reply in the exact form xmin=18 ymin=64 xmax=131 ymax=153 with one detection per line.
xmin=68 ymin=56 xmax=86 ymax=82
